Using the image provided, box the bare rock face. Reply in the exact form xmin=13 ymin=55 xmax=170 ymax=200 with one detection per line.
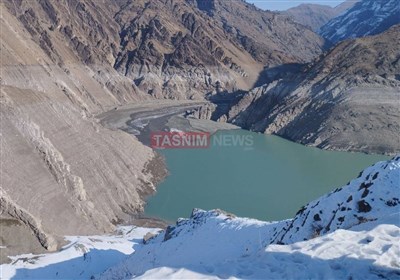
xmin=189 ymin=0 xmax=325 ymax=63
xmin=0 ymin=1 xmax=165 ymax=260
xmin=112 ymin=0 xmax=325 ymax=99
xmin=286 ymin=4 xmax=338 ymax=32
xmin=224 ymin=25 xmax=400 ymax=155
xmin=2 ymin=0 xmax=325 ymax=102
xmin=189 ymin=103 xmax=217 ymax=120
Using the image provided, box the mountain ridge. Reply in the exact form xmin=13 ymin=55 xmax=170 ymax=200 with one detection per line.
xmin=320 ymin=0 xmax=400 ymax=43
xmin=285 ymin=0 xmax=359 ymax=31
xmin=212 ymin=24 xmax=400 ymax=155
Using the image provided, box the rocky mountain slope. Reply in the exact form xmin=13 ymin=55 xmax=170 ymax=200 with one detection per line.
xmin=2 ymin=157 xmax=399 ymax=279
xmin=285 ymin=0 xmax=359 ymax=31
xmin=218 ymin=25 xmax=400 ymax=155
xmin=1 ymin=0 xmax=326 ymax=100
xmin=320 ymin=0 xmax=400 ymax=43
xmin=0 ymin=0 xmax=164 ymax=260
xmin=113 ymin=0 xmax=325 ymax=99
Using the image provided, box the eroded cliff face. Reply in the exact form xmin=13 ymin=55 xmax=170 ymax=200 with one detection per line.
xmin=218 ymin=25 xmax=400 ymax=155
xmin=0 ymin=1 xmax=164 ymax=259
xmin=1 ymin=0 xmax=327 ymax=109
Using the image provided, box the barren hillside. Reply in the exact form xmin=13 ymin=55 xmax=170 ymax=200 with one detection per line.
xmin=220 ymin=25 xmax=400 ymax=155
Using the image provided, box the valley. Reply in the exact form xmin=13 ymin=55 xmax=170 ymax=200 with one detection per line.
xmin=0 ymin=0 xmax=399 ymax=278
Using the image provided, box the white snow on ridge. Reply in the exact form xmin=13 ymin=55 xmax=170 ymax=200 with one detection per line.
xmin=271 ymin=156 xmax=400 ymax=245
xmin=0 ymin=227 xmax=161 ymax=280
xmin=320 ymin=0 xmax=400 ymax=43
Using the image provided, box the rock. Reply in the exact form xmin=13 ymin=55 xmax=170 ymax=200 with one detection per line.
xmin=143 ymin=232 xmax=158 ymax=244
xmin=313 ymin=214 xmax=321 ymax=221
xmin=357 ymin=200 xmax=372 ymax=213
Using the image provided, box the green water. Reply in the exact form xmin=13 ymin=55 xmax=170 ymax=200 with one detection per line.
xmin=145 ymin=130 xmax=389 ymax=222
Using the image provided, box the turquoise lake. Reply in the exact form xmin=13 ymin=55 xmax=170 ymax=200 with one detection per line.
xmin=145 ymin=130 xmax=389 ymax=222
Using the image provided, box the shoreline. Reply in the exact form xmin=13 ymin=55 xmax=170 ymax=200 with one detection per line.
xmin=98 ymin=101 xmax=240 ymax=229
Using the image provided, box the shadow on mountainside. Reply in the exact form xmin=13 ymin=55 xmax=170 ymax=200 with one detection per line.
xmin=15 ymin=249 xmax=398 ymax=279
xmin=206 ymin=63 xmax=306 ymax=126
xmin=99 ymin=248 xmax=398 ymax=279
xmin=11 ymin=249 xmax=129 ymax=280
xmin=253 ymin=63 xmax=305 ymax=88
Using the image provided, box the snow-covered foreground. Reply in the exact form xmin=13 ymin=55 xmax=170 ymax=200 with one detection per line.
xmin=104 ymin=216 xmax=400 ymax=280
xmin=1 ymin=157 xmax=399 ymax=280
xmin=0 ymin=227 xmax=162 ymax=279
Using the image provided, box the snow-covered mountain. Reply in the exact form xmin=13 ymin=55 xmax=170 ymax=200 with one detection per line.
xmin=320 ymin=0 xmax=400 ymax=43
xmin=2 ymin=157 xmax=399 ymax=279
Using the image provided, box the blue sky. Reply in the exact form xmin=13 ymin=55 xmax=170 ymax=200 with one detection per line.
xmin=246 ymin=0 xmax=346 ymax=11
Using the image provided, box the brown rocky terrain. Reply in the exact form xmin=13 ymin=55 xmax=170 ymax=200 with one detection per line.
xmin=113 ymin=0 xmax=325 ymax=99
xmin=216 ymin=25 xmax=400 ymax=155
xmin=0 ymin=0 xmax=159 ymax=261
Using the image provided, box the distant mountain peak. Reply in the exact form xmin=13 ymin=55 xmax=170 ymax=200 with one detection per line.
xmin=320 ymin=0 xmax=400 ymax=43
xmin=284 ymin=0 xmax=359 ymax=31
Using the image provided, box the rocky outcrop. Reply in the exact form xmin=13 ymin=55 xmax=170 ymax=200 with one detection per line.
xmin=188 ymin=103 xmax=217 ymax=120
xmin=0 ymin=191 xmax=57 ymax=252
xmin=222 ymin=25 xmax=400 ymax=155
xmin=189 ymin=0 xmax=325 ymax=63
